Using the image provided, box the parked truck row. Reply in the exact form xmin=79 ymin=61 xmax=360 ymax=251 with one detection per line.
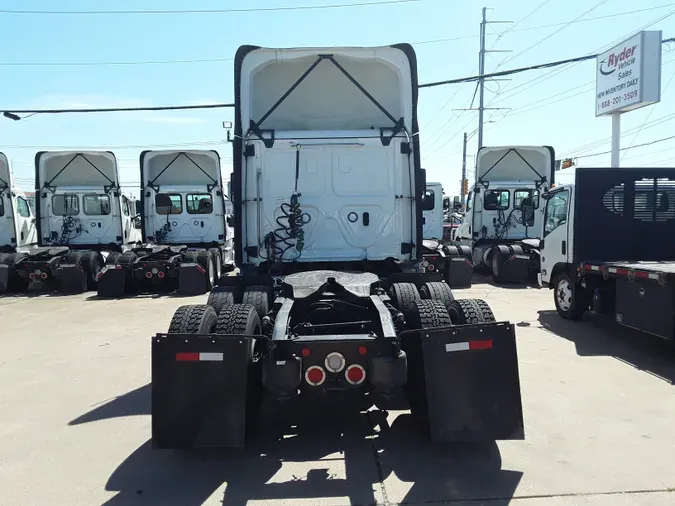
xmin=0 ymin=149 xmax=235 ymax=297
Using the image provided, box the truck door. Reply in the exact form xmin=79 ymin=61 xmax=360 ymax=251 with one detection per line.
xmin=14 ymin=195 xmax=37 ymax=247
xmin=540 ymin=187 xmax=571 ymax=282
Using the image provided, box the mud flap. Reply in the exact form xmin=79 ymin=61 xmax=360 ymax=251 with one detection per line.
xmin=499 ymin=254 xmax=530 ymax=283
xmin=59 ymin=264 xmax=87 ymax=294
xmin=417 ymin=321 xmax=524 ymax=442
xmin=97 ymin=266 xmax=127 ymax=298
xmin=151 ymin=332 xmax=253 ymax=449
xmin=0 ymin=264 xmax=9 ymax=293
xmin=446 ymin=256 xmax=473 ymax=288
xmin=178 ymin=263 xmax=207 ymax=296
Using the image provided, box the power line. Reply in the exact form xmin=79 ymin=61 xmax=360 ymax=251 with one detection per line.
xmin=0 ymin=0 xmax=423 ymax=15
xmin=574 ymin=135 xmax=675 ymax=159
xmin=3 ymin=36 xmax=673 ymax=117
xmin=3 ymin=4 xmax=674 ymax=68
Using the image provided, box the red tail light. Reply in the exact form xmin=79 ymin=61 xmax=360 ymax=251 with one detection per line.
xmin=427 ymin=263 xmax=435 ymax=271
xmin=40 ymin=273 xmax=48 ymax=279
xmin=145 ymin=271 xmax=153 ymax=279
xmin=305 ymin=366 xmax=326 ymax=386
xmin=29 ymin=273 xmax=36 ymax=280
xmin=345 ymin=364 xmax=366 ymax=385
xmin=301 ymin=348 xmax=311 ymax=357
xmin=157 ymin=271 xmax=166 ymax=279
xmin=358 ymin=346 xmax=368 ymax=355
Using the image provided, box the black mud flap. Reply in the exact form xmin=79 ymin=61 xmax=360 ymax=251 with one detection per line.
xmin=416 ymin=321 xmax=524 ymax=442
xmin=500 ymin=254 xmax=530 ymax=283
xmin=0 ymin=264 xmax=9 ymax=293
xmin=59 ymin=264 xmax=87 ymax=294
xmin=178 ymin=263 xmax=207 ymax=296
xmin=97 ymin=266 xmax=126 ymax=298
xmin=151 ymin=332 xmax=254 ymax=449
xmin=446 ymin=256 xmax=473 ymax=288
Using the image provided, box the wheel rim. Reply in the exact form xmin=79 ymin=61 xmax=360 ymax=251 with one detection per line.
xmin=557 ymin=279 xmax=573 ymax=311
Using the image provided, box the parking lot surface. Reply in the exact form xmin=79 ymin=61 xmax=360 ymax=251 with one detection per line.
xmin=2 ymin=278 xmax=675 ymax=505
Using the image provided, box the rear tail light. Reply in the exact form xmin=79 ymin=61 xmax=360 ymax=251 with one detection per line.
xmin=305 ymin=366 xmax=326 ymax=386
xmin=301 ymin=348 xmax=311 ymax=357
xmin=145 ymin=271 xmax=153 ymax=279
xmin=29 ymin=273 xmax=36 ymax=280
xmin=345 ymin=364 xmax=366 ymax=385
xmin=324 ymin=352 xmax=346 ymax=373
xmin=358 ymin=346 xmax=368 ymax=355
xmin=40 ymin=273 xmax=48 ymax=279
xmin=157 ymin=271 xmax=166 ymax=279
xmin=428 ymin=263 xmax=435 ymax=271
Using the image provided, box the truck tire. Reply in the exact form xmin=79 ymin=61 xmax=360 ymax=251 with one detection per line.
xmin=419 ymin=281 xmax=454 ymax=309
xmin=491 ymin=245 xmax=510 ymax=284
xmin=207 ymin=286 xmax=241 ymax=315
xmin=403 ymin=300 xmax=453 ymax=426
xmin=194 ymin=250 xmax=216 ymax=290
xmin=168 ymin=304 xmax=218 ymax=334
xmin=242 ymin=285 xmax=273 ymax=319
xmin=208 ymin=248 xmax=223 ymax=280
xmin=79 ymin=251 xmax=102 ymax=291
xmin=105 ymin=252 xmax=121 ymax=266
xmin=447 ymin=298 xmax=494 ymax=325
xmin=554 ymin=272 xmax=590 ymax=321
xmin=216 ymin=303 xmax=261 ymax=336
xmin=0 ymin=253 xmax=29 ymax=291
xmin=389 ymin=282 xmax=421 ymax=315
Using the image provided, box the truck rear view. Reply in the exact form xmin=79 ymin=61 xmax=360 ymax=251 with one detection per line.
xmin=150 ymin=44 xmax=525 ymax=450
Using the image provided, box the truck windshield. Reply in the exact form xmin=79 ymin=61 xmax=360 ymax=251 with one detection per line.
xmin=52 ymin=194 xmax=80 ymax=216
xmin=83 ymin=195 xmax=111 ymax=216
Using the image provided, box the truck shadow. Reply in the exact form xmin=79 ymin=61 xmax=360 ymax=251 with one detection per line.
xmin=85 ymin=292 xmax=206 ymax=301
xmin=538 ymin=310 xmax=675 ymax=385
xmin=469 ymin=273 xmax=536 ymax=290
xmin=70 ymin=387 xmax=522 ymax=505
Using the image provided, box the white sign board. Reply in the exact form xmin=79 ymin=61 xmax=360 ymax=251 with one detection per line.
xmin=595 ymin=31 xmax=662 ymax=116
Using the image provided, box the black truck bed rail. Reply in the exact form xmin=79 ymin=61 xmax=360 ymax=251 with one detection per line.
xmin=580 ymin=261 xmax=675 ymax=285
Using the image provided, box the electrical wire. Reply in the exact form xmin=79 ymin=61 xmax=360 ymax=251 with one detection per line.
xmin=0 ymin=0 xmax=424 ymax=15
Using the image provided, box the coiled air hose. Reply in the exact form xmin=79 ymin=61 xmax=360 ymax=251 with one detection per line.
xmin=268 ymin=192 xmax=311 ymax=262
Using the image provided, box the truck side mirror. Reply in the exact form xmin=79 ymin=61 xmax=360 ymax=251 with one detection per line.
xmin=226 ymin=214 xmax=234 ymax=228
xmin=133 ymin=216 xmax=142 ymax=229
xmin=520 ymin=197 xmax=535 ymax=227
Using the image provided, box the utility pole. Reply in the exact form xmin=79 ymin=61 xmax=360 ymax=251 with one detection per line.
xmin=461 ymin=132 xmax=468 ymax=206
xmin=477 ymin=7 xmax=487 ymax=153
xmin=476 ymin=7 xmax=512 ymax=154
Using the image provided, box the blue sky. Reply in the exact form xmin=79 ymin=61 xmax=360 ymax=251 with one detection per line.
xmin=1 ymin=0 xmax=674 ymax=198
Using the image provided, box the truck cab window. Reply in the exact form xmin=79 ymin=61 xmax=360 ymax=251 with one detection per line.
xmin=514 ymin=189 xmax=540 ymax=209
xmin=422 ymin=190 xmax=435 ymax=211
xmin=544 ymin=189 xmax=569 ymax=236
xmin=0 ymin=196 xmax=4 ymax=217
xmin=155 ymin=194 xmax=182 ymax=215
xmin=186 ymin=193 xmax=214 ymax=214
xmin=17 ymin=197 xmax=31 ymax=218
xmin=52 ymin=194 xmax=80 ymax=216
xmin=484 ymin=189 xmax=509 ymax=210
xmin=466 ymin=192 xmax=472 ymax=211
xmin=83 ymin=195 xmax=111 ymax=216
xmin=121 ymin=196 xmax=130 ymax=216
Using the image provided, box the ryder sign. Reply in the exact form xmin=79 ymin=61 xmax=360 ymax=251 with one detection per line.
xmin=595 ymin=31 xmax=662 ymax=116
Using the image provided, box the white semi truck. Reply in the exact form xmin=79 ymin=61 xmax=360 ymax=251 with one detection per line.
xmin=0 ymin=153 xmax=39 ymax=292
xmin=149 ymin=43 xmax=524 ymax=450
xmin=97 ymin=149 xmax=235 ymax=297
xmin=422 ymin=181 xmax=473 ymax=287
xmin=7 ymin=151 xmax=142 ymax=293
xmin=455 ymin=146 xmax=555 ymax=284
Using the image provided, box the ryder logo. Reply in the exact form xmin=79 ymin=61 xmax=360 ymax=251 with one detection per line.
xmin=599 ymin=44 xmax=638 ymax=75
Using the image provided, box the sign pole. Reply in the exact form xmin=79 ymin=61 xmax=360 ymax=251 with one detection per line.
xmin=611 ymin=113 xmax=621 ymax=167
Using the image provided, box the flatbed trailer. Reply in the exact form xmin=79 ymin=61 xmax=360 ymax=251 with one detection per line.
xmin=541 ymin=167 xmax=675 ymax=340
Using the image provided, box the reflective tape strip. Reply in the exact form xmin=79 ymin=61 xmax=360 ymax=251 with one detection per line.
xmin=198 ymin=352 xmax=224 ymax=362
xmin=176 ymin=352 xmax=223 ymax=362
xmin=607 ymin=268 xmax=660 ymax=280
xmin=445 ymin=340 xmax=493 ymax=352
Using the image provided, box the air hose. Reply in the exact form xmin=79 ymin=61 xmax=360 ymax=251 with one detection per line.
xmin=264 ymin=148 xmax=311 ymax=264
